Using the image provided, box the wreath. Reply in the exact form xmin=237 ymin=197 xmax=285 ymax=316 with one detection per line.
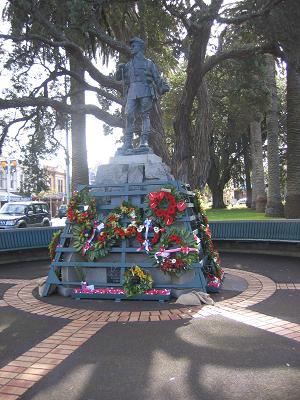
xmin=105 ymin=202 xmax=141 ymax=239
xmin=123 ymin=266 xmax=153 ymax=297
xmin=145 ymin=187 xmax=187 ymax=226
xmin=72 ymin=218 xmax=115 ymax=261
xmin=67 ymin=190 xmax=97 ymax=224
xmin=151 ymin=227 xmax=199 ymax=275
xmin=136 ymin=217 xmax=165 ymax=252
xmin=195 ymin=189 xmax=223 ymax=280
xmin=48 ymin=230 xmax=62 ymax=261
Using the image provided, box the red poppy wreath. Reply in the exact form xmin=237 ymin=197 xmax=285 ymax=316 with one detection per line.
xmin=145 ymin=187 xmax=187 ymax=226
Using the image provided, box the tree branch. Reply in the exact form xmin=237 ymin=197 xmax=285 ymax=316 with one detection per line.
xmin=217 ymin=0 xmax=285 ymax=25
xmin=0 ymin=32 xmax=122 ymax=92
xmin=0 ymin=97 xmax=124 ymax=128
xmin=203 ymin=43 xmax=283 ymax=76
xmin=59 ymin=67 xmax=124 ymax=106
xmin=162 ymin=1 xmax=191 ymax=32
xmin=89 ymin=16 xmax=131 ymax=57
xmin=0 ymin=112 xmax=37 ymax=150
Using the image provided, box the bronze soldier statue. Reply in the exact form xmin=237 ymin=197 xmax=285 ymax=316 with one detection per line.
xmin=116 ymin=37 xmax=170 ymax=154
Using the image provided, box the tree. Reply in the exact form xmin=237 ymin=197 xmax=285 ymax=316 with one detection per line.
xmin=204 ymin=46 xmax=269 ymax=209
xmin=163 ymin=0 xmax=280 ymax=187
xmin=244 ymin=0 xmax=300 ymax=217
xmin=265 ymin=54 xmax=284 ymax=217
xmin=250 ymin=119 xmax=267 ymax=212
xmin=19 ymin=129 xmax=50 ymax=196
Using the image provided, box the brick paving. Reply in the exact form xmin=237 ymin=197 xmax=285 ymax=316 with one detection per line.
xmin=0 ymin=265 xmax=299 ymax=399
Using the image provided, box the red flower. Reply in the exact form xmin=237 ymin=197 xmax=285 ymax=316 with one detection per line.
xmin=177 ymin=200 xmax=186 ymax=212
xmin=136 ymin=231 xmax=143 ymax=243
xmin=157 ymin=191 xmax=165 ymax=201
xmin=176 ymin=259 xmax=184 ymax=268
xmin=165 ymin=193 xmax=176 ymax=205
xmin=149 ymin=201 xmax=157 ymax=209
xmin=114 ymin=227 xmax=125 ymax=237
xmin=164 ymin=215 xmax=173 ymax=225
xmin=151 ymin=233 xmax=160 ymax=244
xmin=148 ymin=192 xmax=157 ymax=201
xmin=167 ymin=205 xmax=177 ymax=215
xmin=125 ymin=226 xmax=136 ymax=237
xmin=156 ymin=209 xmax=166 ymax=217
xmin=169 ymin=234 xmax=181 ymax=244
xmin=98 ymin=232 xmax=107 ymax=243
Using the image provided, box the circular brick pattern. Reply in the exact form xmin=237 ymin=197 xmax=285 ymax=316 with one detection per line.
xmin=2 ymin=268 xmax=277 ymax=323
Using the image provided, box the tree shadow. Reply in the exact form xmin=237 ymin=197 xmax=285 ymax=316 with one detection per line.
xmin=20 ymin=316 xmax=300 ymax=400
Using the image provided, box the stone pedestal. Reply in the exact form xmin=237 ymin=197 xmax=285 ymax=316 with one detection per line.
xmin=49 ymin=151 xmax=207 ymax=298
xmin=95 ymin=153 xmax=174 ymax=184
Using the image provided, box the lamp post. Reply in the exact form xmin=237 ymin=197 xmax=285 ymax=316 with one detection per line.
xmin=1 ymin=158 xmax=17 ymax=202
xmin=64 ymin=75 xmax=71 ymax=204
xmin=65 ymin=122 xmax=71 ymax=204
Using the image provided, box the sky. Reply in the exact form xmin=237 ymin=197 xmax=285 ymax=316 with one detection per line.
xmin=0 ymin=1 xmax=122 ymax=172
xmin=85 ymin=91 xmax=122 ymax=170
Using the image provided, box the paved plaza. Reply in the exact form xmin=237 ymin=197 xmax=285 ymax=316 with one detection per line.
xmin=0 ymin=252 xmax=299 ymax=400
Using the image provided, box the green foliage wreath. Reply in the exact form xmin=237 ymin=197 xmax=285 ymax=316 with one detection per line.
xmin=123 ymin=266 xmax=153 ymax=297
xmin=150 ymin=227 xmax=199 ymax=275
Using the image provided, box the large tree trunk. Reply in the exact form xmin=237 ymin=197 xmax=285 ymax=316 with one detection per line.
xmin=173 ymin=2 xmax=223 ymax=184
xmin=173 ymin=31 xmax=205 ymax=184
xmin=210 ymin=184 xmax=226 ymax=209
xmin=285 ymin=62 xmax=300 ymax=218
xmin=191 ymin=80 xmax=212 ymax=190
xmin=242 ymin=134 xmax=252 ymax=208
xmin=265 ymin=54 xmax=284 ymax=217
xmin=70 ymin=57 xmax=89 ymax=188
xmin=207 ymin=157 xmax=227 ymax=209
xmin=250 ymin=120 xmax=267 ymax=212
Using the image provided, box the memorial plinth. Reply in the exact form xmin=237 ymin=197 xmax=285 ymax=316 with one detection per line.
xmin=43 ymin=152 xmax=208 ymax=299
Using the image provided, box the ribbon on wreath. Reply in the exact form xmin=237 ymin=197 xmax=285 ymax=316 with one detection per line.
xmin=144 ymin=218 xmax=152 ymax=239
xmin=136 ymin=218 xmax=153 ymax=252
xmin=82 ymin=222 xmax=105 ymax=256
xmin=154 ymin=246 xmax=199 ymax=260
xmin=137 ymin=239 xmax=152 ymax=252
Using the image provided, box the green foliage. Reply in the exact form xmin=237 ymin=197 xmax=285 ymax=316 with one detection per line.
xmin=123 ymin=266 xmax=153 ymax=297
xmin=48 ymin=229 xmax=62 ymax=260
xmin=19 ymin=126 xmax=51 ymax=195
xmin=150 ymin=227 xmax=199 ymax=276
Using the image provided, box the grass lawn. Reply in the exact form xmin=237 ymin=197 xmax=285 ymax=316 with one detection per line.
xmin=205 ymin=206 xmax=285 ymax=221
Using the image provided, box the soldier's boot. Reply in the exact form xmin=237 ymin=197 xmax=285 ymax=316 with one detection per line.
xmin=139 ymin=132 xmax=149 ymax=148
xmin=123 ymin=132 xmax=133 ymax=151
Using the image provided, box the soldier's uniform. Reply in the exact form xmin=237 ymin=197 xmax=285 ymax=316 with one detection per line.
xmin=116 ymin=37 xmax=169 ymax=151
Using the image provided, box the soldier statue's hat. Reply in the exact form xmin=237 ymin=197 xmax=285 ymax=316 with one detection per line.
xmin=129 ymin=37 xmax=145 ymax=47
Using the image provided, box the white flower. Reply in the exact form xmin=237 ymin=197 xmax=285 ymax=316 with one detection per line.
xmin=153 ymin=226 xmax=160 ymax=233
xmin=137 ymin=225 xmax=144 ymax=232
xmin=171 ymin=259 xmax=176 ymax=264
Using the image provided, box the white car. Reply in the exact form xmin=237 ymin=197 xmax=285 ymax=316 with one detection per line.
xmin=237 ymin=198 xmax=247 ymax=205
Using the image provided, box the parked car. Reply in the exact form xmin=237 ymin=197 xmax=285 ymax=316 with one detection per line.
xmin=0 ymin=201 xmax=51 ymax=229
xmin=58 ymin=204 xmax=68 ymax=218
xmin=236 ymin=198 xmax=247 ymax=205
